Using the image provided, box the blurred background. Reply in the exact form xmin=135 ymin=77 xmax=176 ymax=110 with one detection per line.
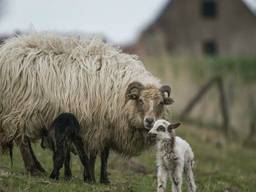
xmin=0 ymin=0 xmax=256 ymax=191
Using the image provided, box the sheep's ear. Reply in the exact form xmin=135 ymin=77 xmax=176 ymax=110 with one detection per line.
xmin=167 ymin=122 xmax=181 ymax=132
xmin=164 ymin=97 xmax=174 ymax=105
xmin=126 ymin=81 xmax=144 ymax=100
xmin=160 ymin=85 xmax=174 ymax=105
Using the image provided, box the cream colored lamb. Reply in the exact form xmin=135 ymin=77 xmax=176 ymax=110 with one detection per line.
xmin=149 ymin=119 xmax=196 ymax=192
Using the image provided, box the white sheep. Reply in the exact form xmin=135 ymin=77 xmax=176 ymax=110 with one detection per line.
xmin=149 ymin=119 xmax=196 ymax=192
xmin=0 ymin=33 xmax=174 ymax=181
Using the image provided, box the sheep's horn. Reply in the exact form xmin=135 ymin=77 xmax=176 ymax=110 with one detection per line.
xmin=126 ymin=81 xmax=144 ymax=100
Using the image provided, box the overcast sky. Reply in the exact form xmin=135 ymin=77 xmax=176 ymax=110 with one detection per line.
xmin=0 ymin=0 xmax=255 ymax=45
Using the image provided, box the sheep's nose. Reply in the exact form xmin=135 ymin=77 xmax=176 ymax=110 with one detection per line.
xmin=145 ymin=117 xmax=154 ymax=125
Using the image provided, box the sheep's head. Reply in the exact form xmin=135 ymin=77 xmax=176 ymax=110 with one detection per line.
xmin=125 ymin=81 xmax=174 ymax=130
xmin=148 ymin=119 xmax=181 ymax=140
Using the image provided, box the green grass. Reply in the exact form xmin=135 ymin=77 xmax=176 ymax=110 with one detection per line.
xmin=143 ymin=55 xmax=256 ymax=83
xmin=190 ymin=57 xmax=256 ymax=83
xmin=1 ymin=125 xmax=256 ymax=192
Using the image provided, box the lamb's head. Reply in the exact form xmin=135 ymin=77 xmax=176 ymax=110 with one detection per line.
xmin=40 ymin=128 xmax=55 ymax=151
xmin=148 ymin=119 xmax=181 ymax=140
xmin=125 ymin=82 xmax=174 ymax=130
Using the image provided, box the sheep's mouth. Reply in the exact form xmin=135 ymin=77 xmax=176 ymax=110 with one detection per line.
xmin=144 ymin=124 xmax=154 ymax=130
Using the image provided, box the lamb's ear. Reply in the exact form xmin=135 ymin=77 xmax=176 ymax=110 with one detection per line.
xmin=126 ymin=81 xmax=144 ymax=100
xmin=40 ymin=128 xmax=48 ymax=149
xmin=167 ymin=122 xmax=181 ymax=132
xmin=40 ymin=137 xmax=46 ymax=149
xmin=160 ymin=85 xmax=174 ymax=105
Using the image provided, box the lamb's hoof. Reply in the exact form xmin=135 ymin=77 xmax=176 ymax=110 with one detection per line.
xmin=100 ymin=177 xmax=110 ymax=185
xmin=64 ymin=174 xmax=72 ymax=181
xmin=158 ymin=188 xmax=165 ymax=192
xmin=84 ymin=176 xmax=95 ymax=183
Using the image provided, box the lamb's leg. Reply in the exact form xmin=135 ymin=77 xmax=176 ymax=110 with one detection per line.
xmin=100 ymin=146 xmax=110 ymax=184
xmin=184 ymin=161 xmax=196 ymax=192
xmin=50 ymin=142 xmax=65 ymax=180
xmin=72 ymin=135 xmax=94 ymax=183
xmin=88 ymin=153 xmax=96 ymax=182
xmin=171 ymin=163 xmax=183 ymax=192
xmin=18 ymin=137 xmax=45 ymax=175
xmin=157 ymin=165 xmax=168 ymax=192
xmin=64 ymin=148 xmax=72 ymax=180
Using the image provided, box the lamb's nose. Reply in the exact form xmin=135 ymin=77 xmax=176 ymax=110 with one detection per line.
xmin=145 ymin=117 xmax=154 ymax=125
xmin=147 ymin=132 xmax=157 ymax=142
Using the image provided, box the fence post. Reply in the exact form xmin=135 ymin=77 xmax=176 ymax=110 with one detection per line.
xmin=180 ymin=76 xmax=230 ymax=137
xmin=216 ymin=76 xmax=230 ymax=137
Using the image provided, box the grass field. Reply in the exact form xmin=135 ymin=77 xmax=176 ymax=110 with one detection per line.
xmin=1 ymin=124 xmax=256 ymax=192
xmin=0 ymin=56 xmax=255 ymax=191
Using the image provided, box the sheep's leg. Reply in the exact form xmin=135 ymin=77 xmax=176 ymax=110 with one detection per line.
xmin=72 ymin=135 xmax=94 ymax=183
xmin=28 ymin=139 xmax=45 ymax=173
xmin=64 ymin=148 xmax=72 ymax=180
xmin=100 ymin=146 xmax=110 ymax=184
xmin=157 ymin=165 xmax=168 ymax=192
xmin=18 ymin=137 xmax=45 ymax=175
xmin=50 ymin=142 xmax=65 ymax=180
xmin=171 ymin=163 xmax=183 ymax=192
xmin=184 ymin=161 xmax=196 ymax=192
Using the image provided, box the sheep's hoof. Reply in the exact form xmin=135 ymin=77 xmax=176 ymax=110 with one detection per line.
xmin=34 ymin=161 xmax=46 ymax=173
xmin=49 ymin=173 xmax=59 ymax=180
xmin=100 ymin=177 xmax=110 ymax=184
xmin=27 ymin=166 xmax=46 ymax=176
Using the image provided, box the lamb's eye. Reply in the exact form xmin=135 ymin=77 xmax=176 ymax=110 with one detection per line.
xmin=157 ymin=125 xmax=165 ymax=132
xmin=159 ymin=101 xmax=164 ymax=105
xmin=138 ymin=99 xmax=144 ymax=105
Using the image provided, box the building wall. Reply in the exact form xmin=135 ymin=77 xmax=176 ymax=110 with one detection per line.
xmin=140 ymin=0 xmax=256 ymax=57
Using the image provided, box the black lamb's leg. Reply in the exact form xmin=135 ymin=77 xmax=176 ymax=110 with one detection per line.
xmin=18 ymin=137 xmax=45 ymax=176
xmin=64 ymin=148 xmax=72 ymax=180
xmin=100 ymin=147 xmax=110 ymax=184
xmin=72 ymin=135 xmax=95 ymax=183
xmin=50 ymin=142 xmax=65 ymax=180
xmin=88 ymin=153 xmax=96 ymax=183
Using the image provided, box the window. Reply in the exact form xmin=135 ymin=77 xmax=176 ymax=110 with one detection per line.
xmin=203 ymin=40 xmax=218 ymax=55
xmin=202 ymin=0 xmax=217 ymax=18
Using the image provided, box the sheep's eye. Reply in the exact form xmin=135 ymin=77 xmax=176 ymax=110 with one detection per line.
xmin=138 ymin=99 xmax=144 ymax=105
xmin=157 ymin=125 xmax=165 ymax=132
xmin=159 ymin=101 xmax=164 ymax=105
